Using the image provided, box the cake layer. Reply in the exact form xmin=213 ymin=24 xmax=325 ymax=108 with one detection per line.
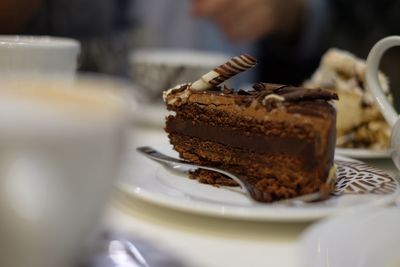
xmin=171 ymin=101 xmax=321 ymax=140
xmin=165 ymin=85 xmax=337 ymax=160
xmin=166 ymin=118 xmax=317 ymax=170
xmin=165 ymin=85 xmax=337 ymax=123
xmin=189 ymin=169 xmax=239 ymax=186
xmin=169 ymin=133 xmax=330 ymax=202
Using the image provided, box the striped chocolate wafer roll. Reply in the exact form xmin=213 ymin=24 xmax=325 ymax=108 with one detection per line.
xmin=191 ymin=54 xmax=256 ymax=90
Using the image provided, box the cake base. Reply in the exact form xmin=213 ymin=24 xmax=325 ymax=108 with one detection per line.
xmin=169 ymin=133 xmax=331 ymax=202
xmin=189 ymin=169 xmax=238 ymax=186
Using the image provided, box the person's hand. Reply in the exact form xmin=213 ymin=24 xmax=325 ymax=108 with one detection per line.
xmin=192 ymin=0 xmax=305 ymax=42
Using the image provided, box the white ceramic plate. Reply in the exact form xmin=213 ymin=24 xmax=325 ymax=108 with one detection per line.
xmin=300 ymin=207 xmax=400 ymax=267
xmin=118 ymin=144 xmax=399 ymax=222
xmin=335 ymin=147 xmax=391 ymax=159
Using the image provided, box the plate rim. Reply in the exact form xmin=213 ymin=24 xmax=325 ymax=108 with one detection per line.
xmin=335 ymin=147 xmax=392 ymax=159
xmin=118 ymin=153 xmax=400 ymax=222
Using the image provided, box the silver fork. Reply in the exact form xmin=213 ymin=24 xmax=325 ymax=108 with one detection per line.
xmin=136 ymin=146 xmax=327 ymax=205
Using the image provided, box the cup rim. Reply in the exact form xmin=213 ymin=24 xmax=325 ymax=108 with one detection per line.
xmin=0 ymin=35 xmax=80 ymax=49
xmin=0 ymin=74 xmax=133 ymax=139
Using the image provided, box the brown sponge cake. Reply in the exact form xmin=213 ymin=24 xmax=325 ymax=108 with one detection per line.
xmin=164 ymin=82 xmax=338 ymax=202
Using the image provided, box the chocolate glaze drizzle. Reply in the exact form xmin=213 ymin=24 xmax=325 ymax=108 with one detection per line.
xmin=252 ymin=83 xmax=338 ymax=102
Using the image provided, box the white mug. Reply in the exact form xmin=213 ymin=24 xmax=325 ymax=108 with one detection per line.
xmin=0 ymin=35 xmax=80 ymax=77
xmin=366 ymin=36 xmax=400 ymax=169
xmin=0 ymin=76 xmax=130 ymax=267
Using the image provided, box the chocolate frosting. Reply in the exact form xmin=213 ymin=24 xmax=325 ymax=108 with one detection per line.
xmin=165 ymin=83 xmax=338 ymax=110
xmin=253 ymin=83 xmax=338 ymax=102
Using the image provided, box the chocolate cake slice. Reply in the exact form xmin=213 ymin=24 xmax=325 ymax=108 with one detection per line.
xmin=163 ymin=55 xmax=338 ymax=202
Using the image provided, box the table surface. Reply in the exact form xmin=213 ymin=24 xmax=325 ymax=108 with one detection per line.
xmin=103 ymin=125 xmax=399 ymax=267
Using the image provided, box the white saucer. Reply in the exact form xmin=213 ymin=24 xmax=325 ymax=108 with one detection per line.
xmin=118 ymin=144 xmax=399 ymax=222
xmin=300 ymin=208 xmax=400 ymax=267
xmin=335 ymin=147 xmax=391 ymax=159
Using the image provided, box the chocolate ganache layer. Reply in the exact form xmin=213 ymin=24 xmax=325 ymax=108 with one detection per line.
xmin=166 ymin=119 xmax=317 ymax=170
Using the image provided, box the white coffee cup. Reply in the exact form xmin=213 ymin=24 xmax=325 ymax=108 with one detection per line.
xmin=366 ymin=36 xmax=400 ymax=169
xmin=0 ymin=76 xmax=130 ymax=267
xmin=0 ymin=35 xmax=80 ymax=77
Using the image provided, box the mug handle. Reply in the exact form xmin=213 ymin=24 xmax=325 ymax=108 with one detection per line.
xmin=366 ymin=36 xmax=400 ymax=127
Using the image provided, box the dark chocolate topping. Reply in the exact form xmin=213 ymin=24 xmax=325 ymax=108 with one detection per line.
xmin=237 ymin=89 xmax=252 ymax=95
xmin=253 ymin=83 xmax=287 ymax=92
xmin=222 ymin=85 xmax=234 ymax=94
xmin=282 ymin=88 xmax=339 ymax=101
xmin=225 ymin=84 xmax=336 ymax=109
xmin=173 ymin=84 xmax=188 ymax=93
xmin=166 ymin=83 xmax=338 ymax=113
xmin=252 ymin=83 xmax=338 ymax=102
xmin=180 ymin=83 xmax=338 ymax=107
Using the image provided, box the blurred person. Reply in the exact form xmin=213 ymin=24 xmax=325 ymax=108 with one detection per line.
xmin=193 ymin=0 xmax=330 ymax=86
xmin=193 ymin=0 xmax=400 ymax=94
xmin=131 ymin=0 xmax=321 ymax=86
xmin=192 ymin=0 xmax=306 ymax=43
xmin=0 ymin=0 xmax=134 ymax=77
xmin=131 ymin=0 xmax=257 ymax=86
